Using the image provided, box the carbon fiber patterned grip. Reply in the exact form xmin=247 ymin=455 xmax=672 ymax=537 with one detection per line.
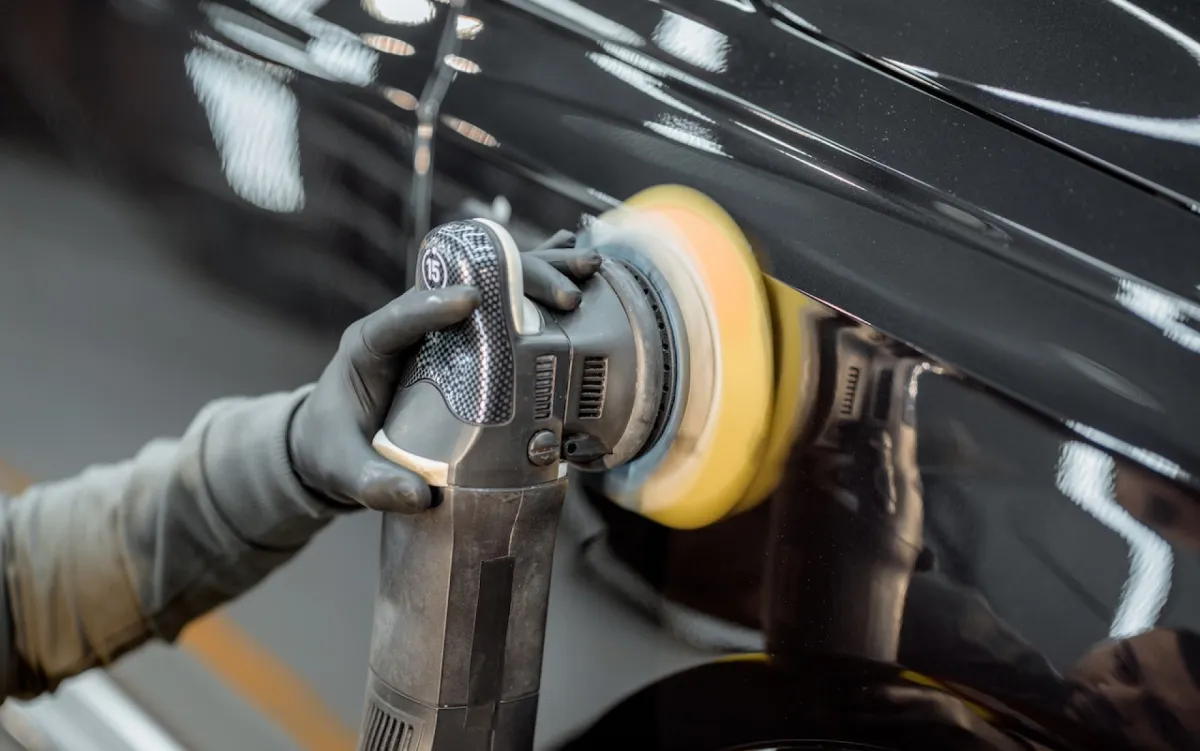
xmin=401 ymin=221 xmax=516 ymax=425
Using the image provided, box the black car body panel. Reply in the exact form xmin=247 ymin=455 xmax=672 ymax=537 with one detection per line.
xmin=770 ymin=0 xmax=1200 ymax=209
xmin=2 ymin=0 xmax=1199 ymax=748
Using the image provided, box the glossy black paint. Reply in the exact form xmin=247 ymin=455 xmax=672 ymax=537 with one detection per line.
xmin=2 ymin=0 xmax=1199 ymax=748
xmin=769 ymin=0 xmax=1200 ymax=210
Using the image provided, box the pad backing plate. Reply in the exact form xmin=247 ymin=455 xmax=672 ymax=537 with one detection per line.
xmin=588 ymin=185 xmax=776 ymax=529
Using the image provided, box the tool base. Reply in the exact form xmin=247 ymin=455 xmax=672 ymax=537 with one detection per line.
xmin=360 ymin=672 xmax=538 ymax=751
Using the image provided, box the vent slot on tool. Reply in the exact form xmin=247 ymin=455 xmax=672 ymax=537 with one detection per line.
xmin=534 ymin=355 xmax=556 ymax=420
xmin=360 ymin=700 xmax=414 ymax=751
xmin=579 ymin=356 xmax=608 ymax=420
xmin=840 ymin=365 xmax=861 ymax=417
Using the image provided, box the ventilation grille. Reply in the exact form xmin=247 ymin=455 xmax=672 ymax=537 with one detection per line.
xmin=578 ymin=357 xmax=608 ymax=419
xmin=840 ymin=365 xmax=861 ymax=416
xmin=360 ymin=701 xmax=414 ymax=751
xmin=534 ymin=355 xmax=556 ymax=420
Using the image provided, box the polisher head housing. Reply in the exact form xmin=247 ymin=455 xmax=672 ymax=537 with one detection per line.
xmin=574 ymin=186 xmax=781 ymax=530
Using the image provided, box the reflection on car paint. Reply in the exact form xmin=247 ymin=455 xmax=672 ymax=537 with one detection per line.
xmin=455 ymin=15 xmax=483 ymax=40
xmin=384 ymin=86 xmax=419 ymax=110
xmin=712 ymin=0 xmax=756 ymax=12
xmin=441 ymin=115 xmax=497 ymax=147
xmin=362 ymin=0 xmax=435 ymax=26
xmin=1115 ymin=278 xmax=1200 ymax=355
xmin=1067 ymin=422 xmax=1187 ymax=483
xmin=644 ymin=114 xmax=729 ymax=158
xmin=1055 ymin=440 xmax=1173 ymax=638
xmin=363 ymin=34 xmax=416 ymax=56
xmin=442 ymin=54 xmax=480 ymax=74
xmin=516 ymin=0 xmax=645 ymax=47
xmin=187 ymin=0 xmax=391 ymax=212
xmin=587 ymin=51 xmax=711 ymax=122
xmin=650 ymin=9 xmax=730 ymax=75
xmin=185 ymin=43 xmax=306 ymax=212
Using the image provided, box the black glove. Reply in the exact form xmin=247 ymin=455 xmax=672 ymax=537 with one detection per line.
xmin=288 ymin=236 xmax=599 ymax=515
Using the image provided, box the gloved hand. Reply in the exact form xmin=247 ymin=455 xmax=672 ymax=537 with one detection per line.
xmin=288 ymin=235 xmax=599 ymax=515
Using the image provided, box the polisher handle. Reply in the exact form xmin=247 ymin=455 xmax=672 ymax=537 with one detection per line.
xmin=403 ymin=218 xmax=529 ymax=426
xmin=372 ymin=219 xmax=572 ymax=489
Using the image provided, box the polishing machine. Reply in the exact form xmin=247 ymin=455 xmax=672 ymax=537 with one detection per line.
xmin=358 ymin=186 xmax=819 ymax=751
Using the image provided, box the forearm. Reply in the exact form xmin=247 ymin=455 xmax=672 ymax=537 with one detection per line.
xmin=0 ymin=386 xmax=348 ymax=700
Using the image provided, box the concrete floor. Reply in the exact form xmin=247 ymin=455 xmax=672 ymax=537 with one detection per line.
xmin=0 ymin=148 xmax=709 ymax=749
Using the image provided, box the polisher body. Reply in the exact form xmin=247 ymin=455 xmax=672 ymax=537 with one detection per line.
xmin=363 ymin=187 xmax=784 ymax=751
xmin=363 ymin=216 xmax=674 ymax=751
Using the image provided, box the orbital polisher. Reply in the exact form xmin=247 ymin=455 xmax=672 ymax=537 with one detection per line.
xmin=357 ymin=186 xmax=819 ymax=751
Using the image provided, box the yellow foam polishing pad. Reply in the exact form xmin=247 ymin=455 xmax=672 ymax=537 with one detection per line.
xmin=610 ymin=185 xmax=775 ymax=529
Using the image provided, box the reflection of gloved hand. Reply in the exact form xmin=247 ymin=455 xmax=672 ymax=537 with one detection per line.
xmin=288 ymin=239 xmax=601 ymax=514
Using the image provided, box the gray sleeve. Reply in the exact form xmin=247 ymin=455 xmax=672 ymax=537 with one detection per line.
xmin=0 ymin=386 xmax=354 ymax=700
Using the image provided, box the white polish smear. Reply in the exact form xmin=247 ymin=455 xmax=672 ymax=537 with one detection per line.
xmin=1055 ymin=441 xmax=1173 ymax=638
xmin=185 ymin=48 xmax=306 ymax=213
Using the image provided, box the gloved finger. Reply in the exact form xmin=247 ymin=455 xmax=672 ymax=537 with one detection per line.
xmin=530 ymin=229 xmax=576 ymax=253
xmin=330 ymin=434 xmax=433 ymax=514
xmin=523 ymin=254 xmax=583 ymax=311
xmin=358 ymin=285 xmax=481 ymax=360
xmin=526 ymin=246 xmax=603 ymax=280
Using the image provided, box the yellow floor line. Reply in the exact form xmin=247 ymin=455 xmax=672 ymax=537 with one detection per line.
xmin=179 ymin=617 xmax=358 ymax=751
xmin=0 ymin=457 xmax=357 ymax=751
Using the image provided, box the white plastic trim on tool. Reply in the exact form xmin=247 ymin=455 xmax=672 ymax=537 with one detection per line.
xmin=373 ymin=429 xmax=450 ymax=487
xmin=374 ymin=432 xmax=566 ymax=483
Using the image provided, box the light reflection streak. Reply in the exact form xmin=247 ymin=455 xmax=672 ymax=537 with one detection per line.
xmin=1066 ymin=422 xmax=1186 ymax=482
xmin=1055 ymin=441 xmax=1172 ymax=639
xmin=444 ymin=54 xmax=481 ymax=74
xmin=652 ymin=10 xmax=729 ymax=74
xmin=456 ymin=15 xmax=483 ymax=39
xmin=185 ymin=46 xmax=305 ymax=212
xmin=887 ymin=0 xmax=1200 ymax=148
xmin=1115 ymin=278 xmax=1200 ymax=353
xmin=735 ymin=120 xmax=865 ymax=191
xmin=587 ymin=52 xmax=712 ymax=122
xmin=362 ymin=34 xmax=415 ymax=56
xmin=644 ymin=115 xmax=729 ymax=156
xmin=384 ymin=87 xmax=419 ymax=110
xmin=442 ymin=116 xmax=499 ymax=147
xmin=363 ymin=0 xmax=436 ymax=25
xmin=520 ymin=0 xmax=644 ymax=46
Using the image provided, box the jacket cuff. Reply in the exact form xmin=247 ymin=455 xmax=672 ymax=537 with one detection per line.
xmin=199 ymin=385 xmax=355 ymax=551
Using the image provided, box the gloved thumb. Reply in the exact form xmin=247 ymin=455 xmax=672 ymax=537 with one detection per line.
xmin=332 ymin=436 xmax=433 ymax=514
